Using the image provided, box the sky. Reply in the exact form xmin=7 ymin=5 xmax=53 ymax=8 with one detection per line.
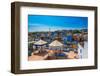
xmin=28 ymin=15 xmax=88 ymax=32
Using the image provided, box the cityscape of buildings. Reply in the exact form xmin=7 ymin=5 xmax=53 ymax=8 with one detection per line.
xmin=28 ymin=29 xmax=88 ymax=60
xmin=28 ymin=15 xmax=88 ymax=61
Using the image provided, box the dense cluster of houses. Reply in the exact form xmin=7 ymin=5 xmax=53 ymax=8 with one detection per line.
xmin=28 ymin=29 xmax=88 ymax=60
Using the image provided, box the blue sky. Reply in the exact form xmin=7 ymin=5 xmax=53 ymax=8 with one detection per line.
xmin=28 ymin=15 xmax=88 ymax=32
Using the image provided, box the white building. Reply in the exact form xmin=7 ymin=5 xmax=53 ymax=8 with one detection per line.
xmin=78 ymin=41 xmax=88 ymax=59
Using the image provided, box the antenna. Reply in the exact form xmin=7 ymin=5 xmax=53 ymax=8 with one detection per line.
xmin=49 ymin=28 xmax=50 ymax=32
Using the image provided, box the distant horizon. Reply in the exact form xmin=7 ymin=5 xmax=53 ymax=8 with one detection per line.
xmin=28 ymin=15 xmax=88 ymax=32
xmin=28 ymin=28 xmax=87 ymax=33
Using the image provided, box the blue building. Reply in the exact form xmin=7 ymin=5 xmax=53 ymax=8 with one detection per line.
xmin=67 ymin=34 xmax=72 ymax=42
